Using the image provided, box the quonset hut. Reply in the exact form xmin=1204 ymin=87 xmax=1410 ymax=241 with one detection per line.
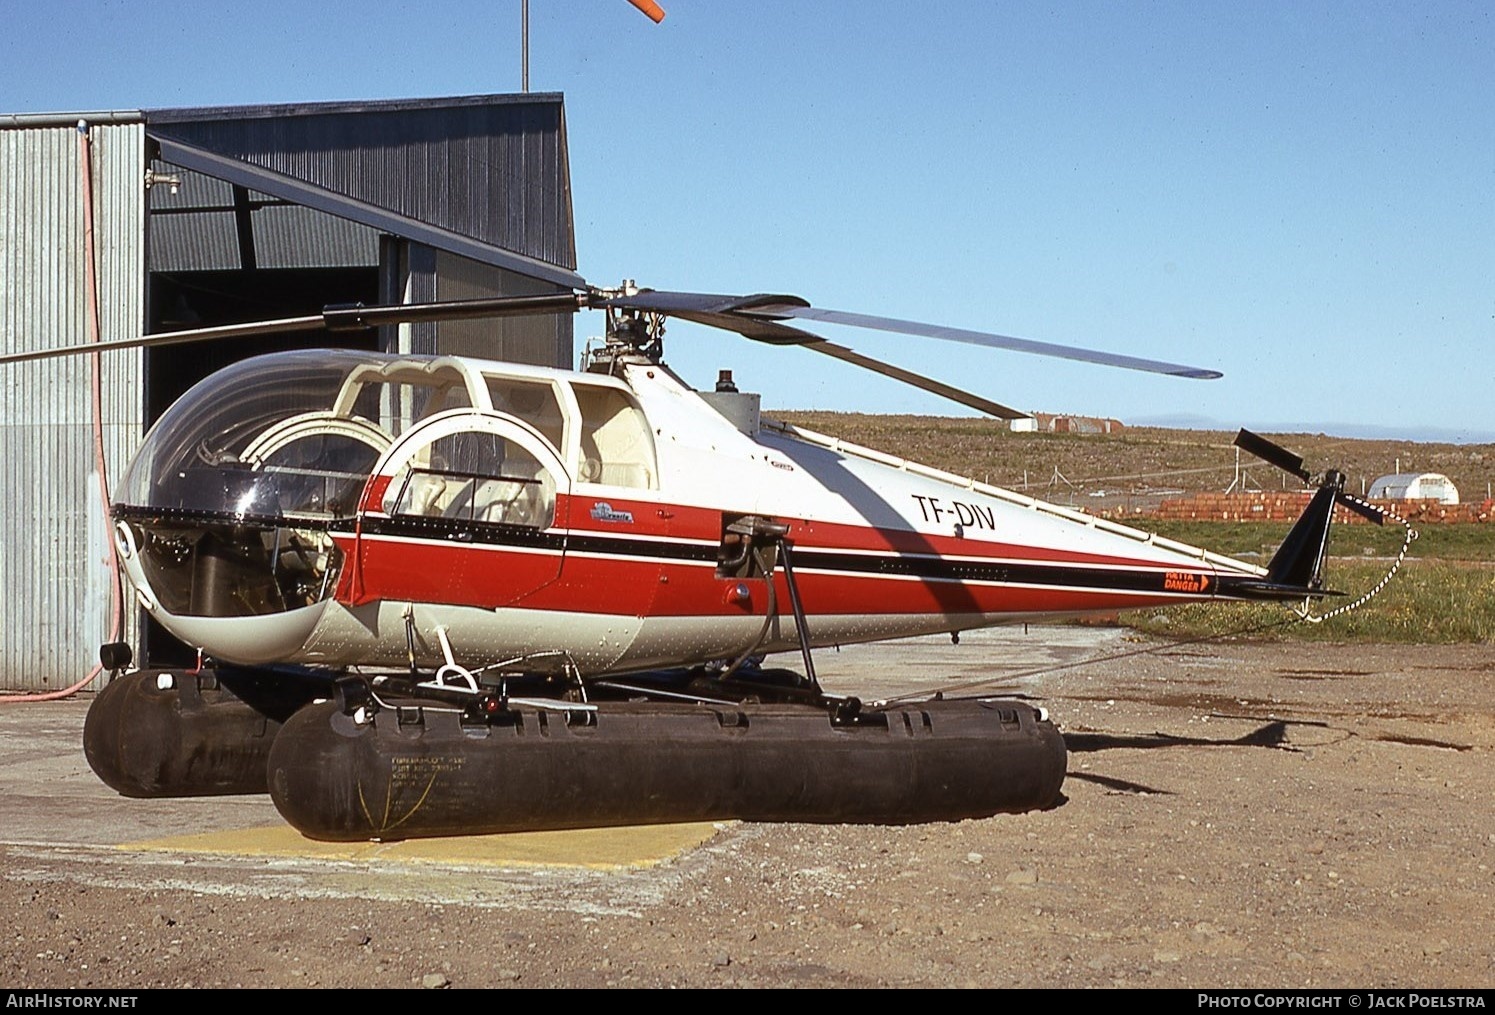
xmin=1367 ymin=473 xmax=1460 ymax=505
xmin=0 ymin=94 xmax=580 ymax=691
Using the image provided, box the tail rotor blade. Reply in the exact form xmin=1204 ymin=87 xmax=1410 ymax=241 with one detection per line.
xmin=1336 ymin=493 xmax=1387 ymax=526
xmin=1234 ymin=429 xmax=1312 ymax=482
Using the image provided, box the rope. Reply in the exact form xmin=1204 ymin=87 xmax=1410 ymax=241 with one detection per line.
xmin=1299 ymin=496 xmax=1416 ymax=624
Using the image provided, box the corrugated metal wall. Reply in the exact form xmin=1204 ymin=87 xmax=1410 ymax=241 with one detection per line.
xmin=393 ymin=245 xmax=573 ymax=367
xmin=0 ymin=123 xmax=144 ymax=691
xmin=147 ymin=94 xmax=576 ymax=272
xmin=147 ymin=165 xmax=381 ymax=272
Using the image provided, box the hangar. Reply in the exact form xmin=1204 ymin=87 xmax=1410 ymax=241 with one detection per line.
xmin=0 ymin=94 xmax=580 ymax=690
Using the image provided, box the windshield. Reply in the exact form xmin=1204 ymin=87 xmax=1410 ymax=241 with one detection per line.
xmin=116 ymin=350 xmax=491 ymax=521
xmin=118 ymin=350 xmax=395 ymax=520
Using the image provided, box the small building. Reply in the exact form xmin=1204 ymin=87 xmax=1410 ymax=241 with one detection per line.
xmin=1368 ymin=473 xmax=1460 ymax=505
xmin=1032 ymin=412 xmax=1124 ymax=434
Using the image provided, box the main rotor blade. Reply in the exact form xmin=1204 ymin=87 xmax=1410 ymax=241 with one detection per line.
xmin=0 ymin=315 xmax=326 ymax=366
xmin=804 ymin=341 xmax=1030 ymax=420
xmin=0 ymin=293 xmax=591 ymax=368
xmin=323 ymin=292 xmax=589 ymax=330
xmin=598 ymin=291 xmax=823 ymax=344
xmin=756 ymin=303 xmax=1222 ymax=379
xmin=594 ymin=291 xmax=800 ymax=340
xmin=600 ymin=291 xmax=1027 ymax=419
xmin=627 ymin=0 xmax=667 ymax=21
xmin=601 ymin=289 xmax=1223 ymax=380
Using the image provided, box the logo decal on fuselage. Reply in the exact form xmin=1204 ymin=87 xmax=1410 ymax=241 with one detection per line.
xmin=590 ymin=501 xmax=635 ymax=524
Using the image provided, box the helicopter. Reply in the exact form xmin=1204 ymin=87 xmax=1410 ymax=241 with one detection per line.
xmin=4 ymin=282 xmax=1382 ymax=841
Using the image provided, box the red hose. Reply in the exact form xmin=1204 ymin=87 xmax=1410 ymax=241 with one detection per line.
xmin=1 ymin=122 xmax=124 ymax=703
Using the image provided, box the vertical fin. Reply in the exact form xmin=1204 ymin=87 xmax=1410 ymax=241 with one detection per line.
xmin=1264 ymin=473 xmax=1344 ymax=590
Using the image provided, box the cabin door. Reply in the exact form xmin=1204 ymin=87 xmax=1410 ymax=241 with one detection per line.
xmin=353 ymin=410 xmax=571 ymax=609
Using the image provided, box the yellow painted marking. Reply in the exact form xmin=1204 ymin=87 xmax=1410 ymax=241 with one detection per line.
xmin=119 ymin=821 xmax=725 ymax=870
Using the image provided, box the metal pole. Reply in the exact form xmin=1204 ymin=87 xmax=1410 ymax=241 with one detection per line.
xmin=775 ymin=541 xmax=820 ymax=694
xmin=521 ymin=0 xmax=530 ymax=92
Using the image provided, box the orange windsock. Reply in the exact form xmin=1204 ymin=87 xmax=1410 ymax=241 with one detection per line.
xmin=629 ymin=0 xmax=666 ymax=23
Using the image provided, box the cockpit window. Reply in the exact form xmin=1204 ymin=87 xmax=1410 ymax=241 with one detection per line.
xmin=240 ymin=415 xmax=390 ymax=518
xmin=111 ymin=352 xmax=573 ymax=624
xmin=485 ymin=377 xmax=565 ymax=452
xmin=572 ymin=384 xmax=657 ymax=489
xmin=339 ymin=367 xmax=476 ymax=438
xmin=385 ymin=430 xmax=556 ymax=529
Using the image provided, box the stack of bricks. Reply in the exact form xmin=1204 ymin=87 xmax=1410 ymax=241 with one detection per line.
xmin=1146 ymin=493 xmax=1493 ymax=524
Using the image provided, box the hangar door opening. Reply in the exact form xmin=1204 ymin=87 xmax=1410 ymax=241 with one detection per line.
xmin=144 ymin=169 xmax=383 ymax=424
xmin=146 ymin=267 xmax=380 ymax=421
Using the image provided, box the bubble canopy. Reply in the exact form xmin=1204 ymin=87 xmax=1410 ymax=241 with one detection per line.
xmin=117 ymin=350 xmax=484 ymax=521
xmin=113 ymin=350 xmax=493 ymax=623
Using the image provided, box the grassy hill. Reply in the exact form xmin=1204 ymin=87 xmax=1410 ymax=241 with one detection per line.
xmin=773 ymin=413 xmax=1495 ymax=510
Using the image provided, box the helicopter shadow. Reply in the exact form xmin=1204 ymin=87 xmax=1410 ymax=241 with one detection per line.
xmin=1064 ymin=718 xmax=1299 ymax=755
xmin=1047 ymin=718 xmax=1311 ymax=802
xmin=767 ymin=434 xmax=986 ymax=617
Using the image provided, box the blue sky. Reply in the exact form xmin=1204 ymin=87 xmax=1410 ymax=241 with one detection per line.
xmin=4 ymin=2 xmax=1491 ymax=440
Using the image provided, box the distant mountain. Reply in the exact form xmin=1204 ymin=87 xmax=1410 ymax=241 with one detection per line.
xmin=1130 ymin=414 xmax=1495 ymax=445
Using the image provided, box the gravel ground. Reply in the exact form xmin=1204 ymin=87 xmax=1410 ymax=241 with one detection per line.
xmin=2 ymin=636 xmax=1491 ymax=989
